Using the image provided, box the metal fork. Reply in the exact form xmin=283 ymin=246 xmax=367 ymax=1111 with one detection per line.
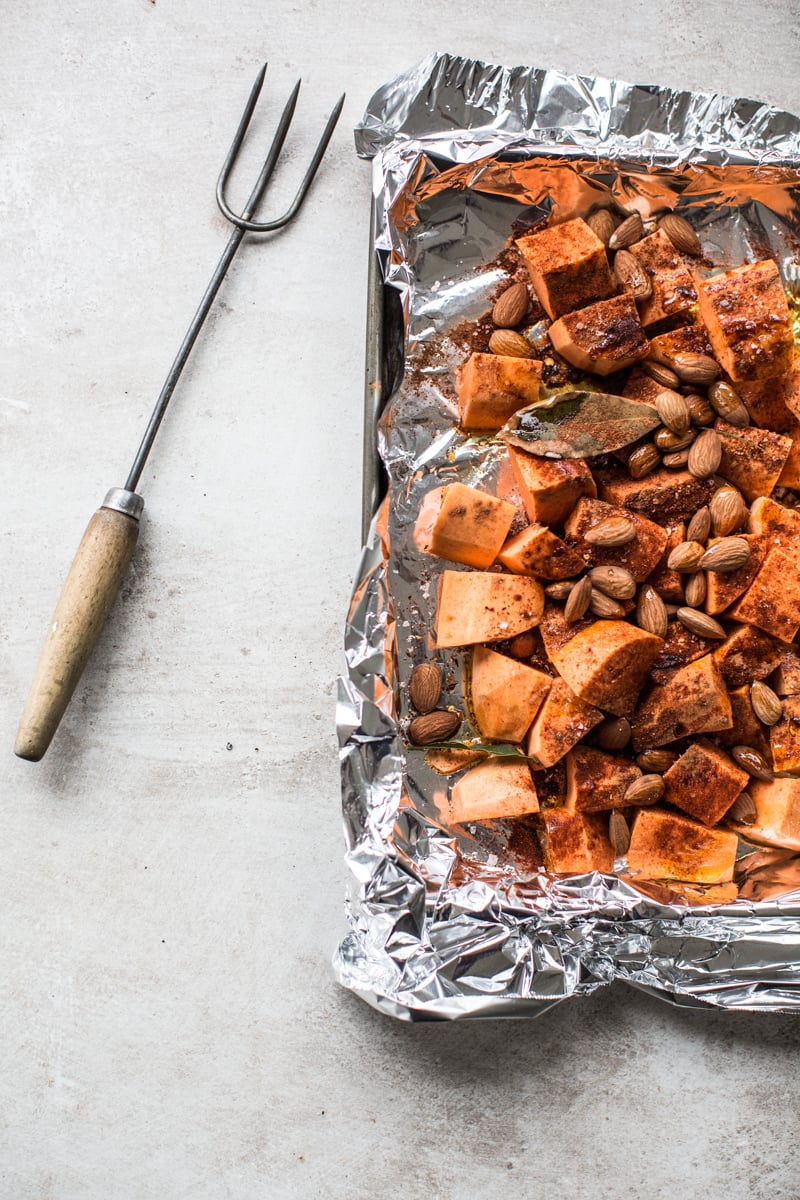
xmin=15 ymin=65 xmax=345 ymax=761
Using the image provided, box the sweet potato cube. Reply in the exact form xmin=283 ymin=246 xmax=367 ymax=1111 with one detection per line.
xmin=515 ymin=218 xmax=615 ymax=319
xmin=549 ymin=294 xmax=650 ymax=376
xmin=648 ymin=323 xmax=713 ymax=364
xmin=714 ymin=420 xmax=792 ymax=502
xmin=497 ymin=523 xmax=585 ymax=579
xmin=621 ymin=367 xmax=663 ymax=407
xmin=596 ymin=466 xmax=714 ymax=525
xmin=712 ymin=624 xmax=780 ymax=690
xmin=715 ymin=685 xmax=771 ymax=757
xmin=727 ymin=548 xmax=800 ymax=642
xmin=646 ymin=523 xmax=687 ymax=603
xmin=627 ymin=808 xmax=738 ymax=884
xmin=538 ymin=808 xmax=615 ymax=874
xmin=470 ymin=646 xmax=552 ymax=742
xmin=447 ymin=757 xmax=540 ymax=824
xmin=435 ymin=570 xmax=545 ymax=648
xmin=697 ymin=259 xmax=794 ymax=382
xmin=727 ymin=777 xmax=800 ymax=851
xmin=525 ymin=678 xmax=603 ymax=768
xmin=748 ymin=496 xmax=800 ymax=563
xmin=704 ymin=534 xmax=766 ymax=614
xmin=738 ymin=358 xmax=800 ymax=432
xmin=564 ymin=746 xmax=641 ymax=813
xmin=776 ymin=422 xmax=800 ymax=489
xmin=663 ymin=739 xmax=748 ymax=826
xmin=507 ymin=444 xmax=596 ymax=527
xmin=456 ymin=352 xmax=543 ymax=431
xmin=773 ymin=645 xmax=800 ymax=696
xmin=631 ymin=654 xmax=732 ymax=751
xmin=564 ymin=496 xmax=669 ymax=581
xmin=424 ymin=483 xmax=516 ymax=569
xmin=770 ymin=695 xmax=800 ymax=774
xmin=650 ymin=622 xmax=715 ymax=685
xmin=629 ymin=229 xmax=697 ymax=326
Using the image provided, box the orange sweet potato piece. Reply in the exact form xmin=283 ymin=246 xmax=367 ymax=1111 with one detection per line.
xmin=648 ymin=323 xmax=713 ymax=364
xmin=726 ymin=547 xmax=800 ymax=642
xmin=714 ymin=420 xmax=792 ymax=502
xmin=726 ymin=777 xmax=800 ymax=851
xmin=423 ymin=482 xmax=516 ymax=569
xmin=456 ymin=352 xmax=543 ymax=430
xmin=515 ymin=218 xmax=615 ymax=319
xmin=564 ymin=746 xmax=641 ymax=813
xmin=627 ymin=808 xmax=738 ymax=884
xmin=769 ymin=695 xmax=800 ymax=774
xmin=628 ymin=229 xmax=697 ymax=326
xmin=446 ymin=757 xmax=540 ymax=824
xmin=737 ymin=357 xmax=800 ymax=432
xmin=525 ymin=678 xmax=604 ymax=768
xmin=776 ymin=421 xmax=800 ymax=489
xmin=711 ymin=624 xmax=780 ymax=689
xmin=631 ymin=653 xmax=732 ymax=751
xmin=715 ymin=684 xmax=771 ymax=758
xmin=663 ymin=739 xmax=748 ymax=826
xmin=748 ymin=496 xmax=800 ymax=565
xmin=497 ymin=523 xmax=585 ymax=579
xmin=596 ymin=465 xmax=714 ymax=525
xmin=470 ymin=646 xmax=552 ymax=742
xmin=645 ymin=522 xmax=686 ymax=603
xmin=538 ymin=808 xmax=615 ymax=874
xmin=704 ymin=534 xmax=766 ymax=614
xmin=541 ymin=611 xmax=662 ymax=718
xmin=507 ymin=444 xmax=596 ymax=526
xmin=650 ymin=622 xmax=715 ymax=685
xmin=563 ymin=496 xmax=669 ymax=581
xmin=435 ymin=570 xmax=544 ymax=647
xmin=621 ymin=367 xmax=663 ymax=407
xmin=773 ymin=645 xmax=800 ymax=696
xmin=697 ymin=260 xmax=794 ymax=382
xmin=548 ymin=294 xmax=650 ymax=376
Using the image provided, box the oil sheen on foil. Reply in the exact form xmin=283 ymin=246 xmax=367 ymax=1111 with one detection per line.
xmin=335 ymin=52 xmax=800 ymax=1020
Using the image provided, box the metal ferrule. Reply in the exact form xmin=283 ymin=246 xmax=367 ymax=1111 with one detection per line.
xmin=102 ymin=488 xmax=144 ymax=521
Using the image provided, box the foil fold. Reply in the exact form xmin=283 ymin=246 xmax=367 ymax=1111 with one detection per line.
xmin=336 ymin=52 xmax=800 ymax=1020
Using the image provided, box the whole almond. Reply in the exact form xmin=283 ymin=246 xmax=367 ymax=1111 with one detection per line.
xmin=584 ymin=516 xmax=637 ymax=547
xmin=709 ymin=380 xmax=749 ymax=427
xmin=710 ymin=485 xmax=747 ymax=536
xmin=642 ymin=359 xmax=681 ymax=389
xmin=545 ymin=580 xmax=575 ymax=600
xmin=700 ymin=536 xmax=751 ymax=572
xmin=659 ymin=212 xmax=702 ymax=256
xmin=731 ymin=745 xmax=773 ymax=780
xmin=614 ymin=249 xmax=652 ymax=299
xmin=686 ymin=393 xmax=716 ymax=427
xmin=608 ymin=211 xmax=644 ymax=250
xmin=636 ymin=584 xmax=668 ymax=637
xmin=595 ymin=716 xmax=632 ymax=751
xmin=489 ymin=328 xmax=531 ymax=358
xmin=492 ymin=281 xmax=529 ymax=328
xmin=654 ymin=426 xmax=694 ymax=452
xmin=636 ymin=749 xmax=678 ymax=773
xmin=409 ymin=662 xmax=442 ymax=713
xmin=508 ymin=632 xmax=537 ymax=659
xmin=684 ymin=571 xmax=707 ymax=608
xmin=587 ymin=208 xmax=618 ymax=245
xmin=656 ymin=390 xmax=691 ymax=435
xmin=408 ymin=709 xmax=462 ymax=746
xmin=565 ymin=575 xmax=592 ymax=623
xmin=750 ymin=680 xmax=783 ymax=726
xmin=677 ymin=607 xmax=726 ymax=639
xmin=628 ymin=443 xmax=662 ymax=479
xmin=688 ymin=428 xmax=723 ymax=478
xmin=624 ymin=774 xmax=665 ymax=805
xmin=686 ymin=506 xmax=711 ymax=544
xmin=727 ymin=791 xmax=757 ymax=825
xmin=662 ymin=449 xmax=690 ymax=469
xmin=671 ymin=351 xmax=720 ymax=386
xmin=667 ymin=540 xmax=706 ymax=572
xmin=589 ymin=588 xmax=625 ymax=618
xmin=589 ymin=564 xmax=637 ymax=600
xmin=609 ymin=810 xmax=631 ymax=855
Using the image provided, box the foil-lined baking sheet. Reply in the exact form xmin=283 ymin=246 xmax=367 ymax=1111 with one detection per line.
xmin=335 ymin=52 xmax=800 ymax=1020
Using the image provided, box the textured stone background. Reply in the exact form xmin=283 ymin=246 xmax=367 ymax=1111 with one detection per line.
xmin=2 ymin=3 xmax=799 ymax=1197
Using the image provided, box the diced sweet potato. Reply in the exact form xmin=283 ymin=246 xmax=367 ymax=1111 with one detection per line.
xmin=748 ymin=496 xmax=800 ymax=564
xmin=640 ymin=522 xmax=685 ymax=602
xmin=697 ymin=260 xmax=794 ymax=382
xmin=770 ymin=356 xmax=800 ymax=421
xmin=711 ymin=624 xmax=780 ymax=689
xmin=704 ymin=534 xmax=766 ymax=614
xmin=548 ymin=294 xmax=650 ymax=376
xmin=540 ymin=608 xmax=662 ymax=718
xmin=631 ymin=653 xmax=732 ymax=751
xmin=663 ymin=739 xmax=748 ymax=826
xmin=621 ymin=367 xmax=663 ymax=407
xmin=773 ymin=645 xmax=800 ymax=696
xmin=497 ymin=523 xmax=585 ymax=579
xmin=538 ymin=808 xmax=615 ymax=874
xmin=650 ymin=622 xmax=715 ymax=684
xmin=425 ymin=747 xmax=485 ymax=775
xmin=507 ymin=445 xmax=597 ymax=526
xmin=715 ymin=685 xmax=771 ymax=757
xmin=726 ymin=548 xmax=800 ymax=642
xmin=714 ymin=420 xmax=792 ymax=502
xmin=525 ymin=678 xmax=604 ymax=768
xmin=563 ymin=496 xmax=669 ymax=581
xmin=727 ymin=777 xmax=800 ymax=851
xmin=456 ymin=352 xmax=543 ymax=430
xmin=564 ymin=745 xmax=641 ymax=812
xmin=447 ymin=757 xmax=540 ymax=824
xmin=470 ymin=646 xmax=552 ymax=742
xmin=776 ymin=422 xmax=800 ymax=489
xmin=737 ymin=358 xmax=800 ymax=432
xmin=516 ymin=218 xmax=615 ymax=319
xmin=596 ymin=465 xmax=715 ymax=525
xmin=422 ymin=483 xmax=516 ymax=569
xmin=435 ymin=570 xmax=545 ymax=648
xmin=648 ymin=323 xmax=713 ymax=364
xmin=627 ymin=807 xmax=738 ymax=884
xmin=770 ymin=695 xmax=800 ymax=774
xmin=628 ymin=229 xmax=697 ymax=326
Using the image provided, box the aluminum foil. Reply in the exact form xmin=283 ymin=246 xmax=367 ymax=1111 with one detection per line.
xmin=335 ymin=52 xmax=800 ymax=1020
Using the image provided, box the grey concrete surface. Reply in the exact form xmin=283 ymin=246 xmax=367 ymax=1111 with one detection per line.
xmin=2 ymin=3 xmax=800 ymax=1198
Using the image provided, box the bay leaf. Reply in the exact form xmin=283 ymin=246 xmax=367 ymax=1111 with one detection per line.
xmin=501 ymin=390 xmax=661 ymax=458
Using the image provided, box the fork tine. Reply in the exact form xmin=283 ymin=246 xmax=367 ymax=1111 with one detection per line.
xmin=269 ymin=92 xmax=346 ymax=229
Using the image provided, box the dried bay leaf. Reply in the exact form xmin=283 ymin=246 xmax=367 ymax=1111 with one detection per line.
xmin=501 ymin=390 xmax=660 ymax=458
